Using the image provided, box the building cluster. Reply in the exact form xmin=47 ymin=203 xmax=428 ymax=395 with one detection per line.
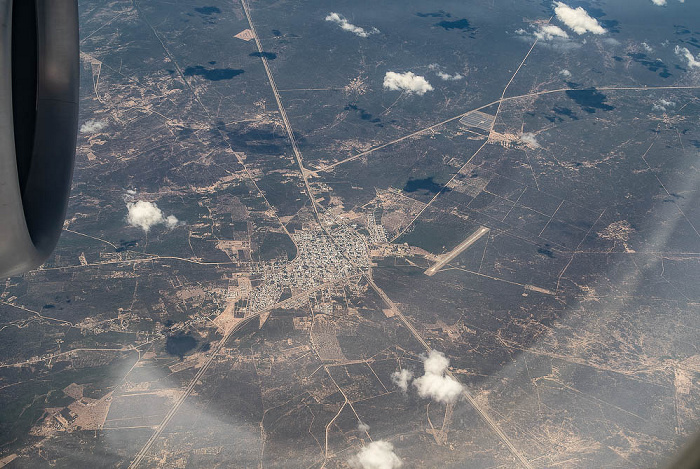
xmin=249 ymin=225 xmax=369 ymax=312
xmin=366 ymin=210 xmax=388 ymax=244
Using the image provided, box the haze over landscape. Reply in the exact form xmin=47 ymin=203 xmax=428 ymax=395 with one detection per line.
xmin=1 ymin=0 xmax=700 ymax=467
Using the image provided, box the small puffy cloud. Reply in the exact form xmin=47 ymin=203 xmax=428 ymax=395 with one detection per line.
xmin=422 ymin=350 xmax=450 ymax=375
xmin=412 ymin=350 xmax=463 ymax=404
xmin=325 ymin=12 xmax=378 ymax=38
xmin=165 ymin=215 xmax=179 ymax=228
xmin=383 ymin=72 xmax=434 ymax=95
xmin=534 ymin=24 xmax=569 ymax=41
xmin=126 ymin=200 xmax=180 ymax=232
xmin=429 ymin=64 xmax=464 ymax=81
xmin=653 ymin=99 xmax=676 ymax=112
xmin=553 ymin=2 xmax=606 ymax=35
xmin=413 ymin=374 xmax=463 ymax=403
xmin=641 ymin=42 xmax=653 ymax=53
xmin=80 ymin=119 xmax=106 ymax=134
xmin=520 ymin=132 xmax=541 ymax=148
xmin=515 ymin=24 xmax=580 ymax=51
xmin=675 ymin=46 xmax=700 ymax=68
xmin=654 ymin=0 xmax=687 ymax=6
xmin=560 ymin=69 xmax=572 ymax=78
xmin=391 ymin=369 xmax=413 ymax=392
xmin=127 ymin=201 xmax=166 ymax=232
xmin=358 ymin=421 xmax=370 ymax=432
xmin=348 ymin=441 xmax=402 ymax=469
xmin=436 ymin=71 xmax=463 ymax=81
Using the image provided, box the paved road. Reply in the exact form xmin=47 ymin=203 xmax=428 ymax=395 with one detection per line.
xmin=127 ymin=277 xmax=354 ymax=468
xmin=366 ymin=272 xmax=534 ymax=469
xmin=240 ymin=0 xmax=320 ymax=219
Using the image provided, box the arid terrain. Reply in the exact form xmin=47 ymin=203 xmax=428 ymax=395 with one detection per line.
xmin=1 ymin=0 xmax=700 ymax=468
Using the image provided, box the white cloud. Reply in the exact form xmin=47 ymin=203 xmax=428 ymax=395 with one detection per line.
xmin=641 ymin=42 xmax=654 ymax=53
xmin=514 ymin=24 xmax=582 ymax=51
xmin=348 ymin=441 xmax=402 ymax=469
xmin=652 ymin=0 xmax=689 ymax=6
xmin=422 ymin=350 xmax=450 ymax=375
xmin=80 ymin=119 xmax=106 ymax=134
xmin=534 ymin=24 xmax=569 ymax=41
xmin=165 ymin=215 xmax=179 ymax=228
xmin=414 ymin=374 xmax=463 ymax=403
xmin=383 ymin=72 xmax=433 ymax=95
xmin=436 ymin=71 xmax=463 ymax=81
xmin=437 ymin=71 xmax=462 ymax=81
xmin=391 ymin=369 xmax=413 ymax=392
xmin=560 ymin=69 xmax=572 ymax=78
xmin=358 ymin=421 xmax=370 ymax=432
xmin=553 ymin=2 xmax=606 ymax=35
xmin=325 ymin=12 xmax=378 ymax=38
xmin=675 ymin=45 xmax=700 ymax=68
xmin=429 ymin=64 xmax=464 ymax=81
xmin=653 ymin=99 xmax=676 ymax=112
xmin=520 ymin=132 xmax=541 ymax=148
xmin=412 ymin=350 xmax=463 ymax=404
xmin=126 ymin=200 xmax=180 ymax=232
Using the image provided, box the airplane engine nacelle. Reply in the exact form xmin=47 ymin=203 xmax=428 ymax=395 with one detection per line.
xmin=0 ymin=0 xmax=79 ymax=277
